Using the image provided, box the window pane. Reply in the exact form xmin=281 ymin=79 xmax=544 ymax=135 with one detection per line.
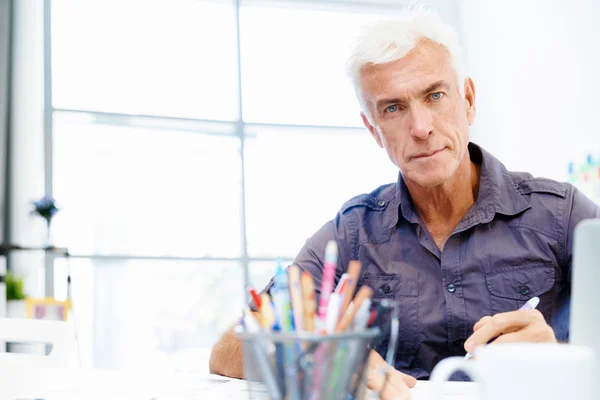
xmin=63 ymin=258 xmax=244 ymax=370
xmin=240 ymin=6 xmax=387 ymax=127
xmin=244 ymin=125 xmax=399 ymax=258
xmin=248 ymin=259 xmax=293 ymax=293
xmin=52 ymin=114 xmax=242 ymax=257
xmin=51 ymin=0 xmax=239 ymax=121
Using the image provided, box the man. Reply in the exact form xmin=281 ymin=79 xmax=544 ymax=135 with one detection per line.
xmin=209 ymin=10 xmax=599 ymax=399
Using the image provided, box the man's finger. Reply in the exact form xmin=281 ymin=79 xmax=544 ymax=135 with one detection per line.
xmin=464 ymin=310 xmax=543 ymax=352
xmin=491 ymin=323 xmax=556 ymax=344
xmin=473 ymin=316 xmax=492 ymax=332
xmin=394 ymin=370 xmax=417 ymax=388
xmin=367 ymin=365 xmax=411 ymax=400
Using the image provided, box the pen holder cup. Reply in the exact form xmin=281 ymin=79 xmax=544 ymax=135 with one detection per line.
xmin=236 ymin=328 xmax=381 ymax=400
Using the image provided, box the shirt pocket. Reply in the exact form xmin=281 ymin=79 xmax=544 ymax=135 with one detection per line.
xmin=484 ymin=264 xmax=555 ymax=322
xmin=362 ymin=275 xmax=420 ymax=366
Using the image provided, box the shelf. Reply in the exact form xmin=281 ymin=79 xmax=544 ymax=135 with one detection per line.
xmin=0 ymin=244 xmax=69 ymax=257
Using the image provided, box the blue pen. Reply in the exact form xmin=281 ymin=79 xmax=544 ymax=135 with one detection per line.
xmin=272 ymin=261 xmax=300 ymax=400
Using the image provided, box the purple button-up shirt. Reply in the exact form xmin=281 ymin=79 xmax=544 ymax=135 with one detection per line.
xmin=260 ymin=142 xmax=599 ymax=379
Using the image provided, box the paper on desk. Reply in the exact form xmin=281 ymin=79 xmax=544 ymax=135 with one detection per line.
xmin=154 ymin=378 xmax=478 ymax=400
xmin=410 ymin=381 xmax=480 ymax=400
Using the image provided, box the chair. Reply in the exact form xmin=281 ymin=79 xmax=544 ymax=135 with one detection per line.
xmin=0 ymin=318 xmax=74 ymax=367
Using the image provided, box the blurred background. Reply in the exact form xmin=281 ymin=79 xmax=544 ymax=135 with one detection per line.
xmin=0 ymin=0 xmax=598 ymax=373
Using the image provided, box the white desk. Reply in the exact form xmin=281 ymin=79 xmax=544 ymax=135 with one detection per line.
xmin=0 ymin=367 xmax=479 ymax=400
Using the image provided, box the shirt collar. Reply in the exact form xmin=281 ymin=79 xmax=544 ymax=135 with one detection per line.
xmin=395 ymin=142 xmax=531 ymax=227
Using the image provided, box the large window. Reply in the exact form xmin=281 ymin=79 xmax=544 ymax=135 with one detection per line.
xmin=48 ymin=0 xmax=406 ymax=369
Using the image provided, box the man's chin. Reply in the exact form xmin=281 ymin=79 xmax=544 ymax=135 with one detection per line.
xmin=405 ymin=171 xmax=452 ymax=188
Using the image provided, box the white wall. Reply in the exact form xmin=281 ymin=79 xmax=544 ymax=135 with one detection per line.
xmin=459 ymin=0 xmax=600 ymax=181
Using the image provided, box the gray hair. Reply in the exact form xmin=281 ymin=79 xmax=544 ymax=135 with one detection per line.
xmin=346 ymin=7 xmax=466 ymax=113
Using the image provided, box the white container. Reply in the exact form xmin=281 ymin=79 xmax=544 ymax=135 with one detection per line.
xmin=5 ymin=299 xmax=42 ymax=355
xmin=6 ymin=300 xmax=26 ymax=319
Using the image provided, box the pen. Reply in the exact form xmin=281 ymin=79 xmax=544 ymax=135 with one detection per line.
xmin=464 ymin=296 xmax=540 ymax=360
xmin=250 ymin=288 xmax=262 ymax=311
xmin=317 ymin=241 xmax=338 ymax=324
xmin=334 ymin=273 xmax=349 ymax=294
xmin=368 ymin=301 xmax=387 ymax=328
xmin=272 ymin=261 xmax=300 ymax=400
xmin=288 ymin=265 xmax=305 ymax=332
xmin=273 ymin=263 xmax=292 ymax=332
xmin=325 ymin=293 xmax=342 ymax=333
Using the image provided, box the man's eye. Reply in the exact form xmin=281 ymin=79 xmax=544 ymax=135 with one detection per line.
xmin=385 ymin=104 xmax=399 ymax=113
xmin=430 ymin=92 xmax=444 ymax=101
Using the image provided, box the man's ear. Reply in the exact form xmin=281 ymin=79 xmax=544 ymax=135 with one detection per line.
xmin=361 ymin=112 xmax=383 ymax=148
xmin=464 ymin=77 xmax=476 ymax=125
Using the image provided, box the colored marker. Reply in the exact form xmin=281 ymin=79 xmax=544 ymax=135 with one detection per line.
xmin=317 ymin=241 xmax=338 ymax=323
xmin=272 ymin=263 xmax=292 ymax=332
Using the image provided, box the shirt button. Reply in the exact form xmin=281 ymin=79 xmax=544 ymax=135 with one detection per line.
xmin=520 ymin=285 xmax=531 ymax=296
xmin=447 ymin=283 xmax=456 ymax=293
xmin=377 ymin=200 xmax=386 ymax=207
xmin=381 ymin=284 xmax=391 ymax=294
xmin=453 ymin=338 xmax=464 ymax=347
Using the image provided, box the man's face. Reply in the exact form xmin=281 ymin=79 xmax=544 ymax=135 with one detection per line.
xmin=359 ymin=41 xmax=475 ymax=188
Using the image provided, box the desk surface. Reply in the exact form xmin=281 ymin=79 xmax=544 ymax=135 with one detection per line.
xmin=0 ymin=368 xmax=479 ymax=400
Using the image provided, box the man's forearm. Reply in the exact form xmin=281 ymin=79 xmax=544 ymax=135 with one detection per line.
xmin=209 ymin=328 xmax=245 ymax=378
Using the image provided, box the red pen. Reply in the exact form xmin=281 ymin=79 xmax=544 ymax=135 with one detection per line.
xmin=250 ymin=289 xmax=262 ymax=310
xmin=335 ymin=273 xmax=349 ymax=295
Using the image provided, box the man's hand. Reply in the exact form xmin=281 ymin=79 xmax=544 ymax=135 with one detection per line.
xmin=366 ymin=350 xmax=416 ymax=400
xmin=464 ymin=309 xmax=556 ymax=354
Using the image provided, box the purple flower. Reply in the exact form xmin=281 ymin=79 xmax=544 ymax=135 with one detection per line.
xmin=32 ymin=195 xmax=59 ymax=223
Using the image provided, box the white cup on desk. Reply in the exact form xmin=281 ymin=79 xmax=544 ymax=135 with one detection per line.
xmin=430 ymin=343 xmax=596 ymax=400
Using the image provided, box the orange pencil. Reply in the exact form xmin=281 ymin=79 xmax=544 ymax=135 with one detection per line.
xmin=259 ymin=293 xmax=275 ymax=330
xmin=301 ymin=271 xmax=317 ymax=332
xmin=288 ymin=265 xmax=305 ymax=331
xmin=339 ymin=260 xmax=362 ymax=318
xmin=335 ymin=285 xmax=373 ymax=332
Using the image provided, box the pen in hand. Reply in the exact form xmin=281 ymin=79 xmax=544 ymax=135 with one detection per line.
xmin=464 ymin=296 xmax=540 ymax=360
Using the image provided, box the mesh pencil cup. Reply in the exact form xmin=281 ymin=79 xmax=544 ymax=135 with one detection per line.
xmin=237 ymin=328 xmax=385 ymax=400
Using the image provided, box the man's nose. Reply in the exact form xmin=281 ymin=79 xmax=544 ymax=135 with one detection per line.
xmin=408 ymin=104 xmax=433 ymax=140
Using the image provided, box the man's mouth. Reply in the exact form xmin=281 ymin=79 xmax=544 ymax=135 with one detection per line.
xmin=413 ymin=148 xmax=444 ymax=159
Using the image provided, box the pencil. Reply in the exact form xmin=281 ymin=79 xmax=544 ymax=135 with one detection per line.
xmin=338 ymin=260 xmax=362 ymax=318
xmin=301 ymin=271 xmax=317 ymax=332
xmin=335 ymin=285 xmax=373 ymax=332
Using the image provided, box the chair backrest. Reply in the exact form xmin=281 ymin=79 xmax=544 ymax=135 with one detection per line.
xmin=0 ymin=318 xmax=73 ymax=368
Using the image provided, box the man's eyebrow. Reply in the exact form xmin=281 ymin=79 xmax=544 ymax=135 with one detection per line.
xmin=375 ymin=81 xmax=451 ymax=110
xmin=420 ymin=80 xmax=449 ymax=96
xmin=376 ymin=97 xmax=406 ymax=109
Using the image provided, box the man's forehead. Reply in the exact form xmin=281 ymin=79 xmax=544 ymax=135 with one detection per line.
xmin=359 ymin=42 xmax=453 ymax=98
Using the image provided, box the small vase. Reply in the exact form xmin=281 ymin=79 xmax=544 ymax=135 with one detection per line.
xmin=6 ymin=299 xmax=27 ymax=319
xmin=6 ymin=299 xmax=44 ymax=354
